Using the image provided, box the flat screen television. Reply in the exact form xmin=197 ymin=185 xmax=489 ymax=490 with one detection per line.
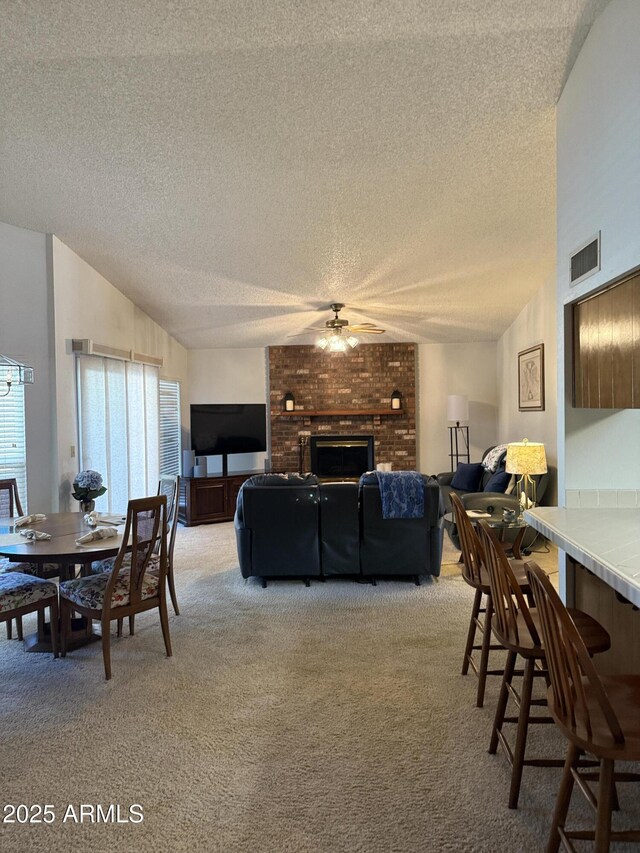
xmin=190 ymin=404 xmax=267 ymax=459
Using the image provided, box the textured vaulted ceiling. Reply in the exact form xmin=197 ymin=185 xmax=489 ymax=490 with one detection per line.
xmin=0 ymin=1 xmax=610 ymax=348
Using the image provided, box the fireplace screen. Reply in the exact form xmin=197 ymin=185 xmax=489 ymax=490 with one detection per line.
xmin=310 ymin=435 xmax=374 ymax=478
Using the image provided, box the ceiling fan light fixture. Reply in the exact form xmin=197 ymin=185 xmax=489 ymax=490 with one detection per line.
xmin=346 ymin=336 xmax=359 ymax=349
xmin=327 ymin=334 xmax=347 ymax=352
xmin=317 ymin=337 xmax=329 ymax=350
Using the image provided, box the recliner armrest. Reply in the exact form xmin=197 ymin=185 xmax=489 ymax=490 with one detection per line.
xmin=436 ymin=471 xmax=455 ymax=487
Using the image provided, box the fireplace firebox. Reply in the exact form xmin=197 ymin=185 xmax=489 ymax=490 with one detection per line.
xmin=310 ymin=435 xmax=374 ymax=478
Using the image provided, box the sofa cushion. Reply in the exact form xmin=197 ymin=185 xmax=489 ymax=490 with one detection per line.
xmin=483 ymin=469 xmax=511 ymax=493
xmin=450 ymin=462 xmax=484 ymax=491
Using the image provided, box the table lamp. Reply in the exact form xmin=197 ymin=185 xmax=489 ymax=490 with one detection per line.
xmin=505 ymin=439 xmax=547 ymax=513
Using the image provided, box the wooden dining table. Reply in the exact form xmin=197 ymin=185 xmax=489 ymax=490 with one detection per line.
xmin=0 ymin=511 xmax=127 ymax=652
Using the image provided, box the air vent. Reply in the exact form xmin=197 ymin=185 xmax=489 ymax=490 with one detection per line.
xmin=570 ymin=233 xmax=600 ymax=286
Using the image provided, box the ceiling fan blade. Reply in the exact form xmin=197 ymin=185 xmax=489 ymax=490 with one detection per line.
xmin=286 ymin=328 xmax=327 ymax=337
xmin=346 ymin=326 xmax=386 ymax=334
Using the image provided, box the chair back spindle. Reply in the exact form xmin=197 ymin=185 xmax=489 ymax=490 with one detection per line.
xmin=478 ymin=521 xmax=539 ymax=649
xmin=525 ymin=561 xmax=624 ymax=745
xmin=450 ymin=493 xmax=485 ymax=587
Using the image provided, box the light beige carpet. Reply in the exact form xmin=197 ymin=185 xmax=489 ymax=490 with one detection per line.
xmin=0 ymin=524 xmax=634 ymax=852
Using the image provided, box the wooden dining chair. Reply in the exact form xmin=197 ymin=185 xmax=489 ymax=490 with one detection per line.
xmin=451 ymin=492 xmax=531 ymax=707
xmin=525 ymin=561 xmax=640 ymax=853
xmin=59 ymin=495 xmax=172 ymax=680
xmin=0 ymin=478 xmax=59 ymax=640
xmin=123 ymin=475 xmax=180 ymax=638
xmin=0 ymin=571 xmax=59 ymax=658
xmin=0 ymin=478 xmax=24 ymax=518
xmin=479 ymin=522 xmax=610 ymax=810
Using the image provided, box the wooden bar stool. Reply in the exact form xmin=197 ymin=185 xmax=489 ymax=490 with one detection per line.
xmin=451 ymin=492 xmax=531 ymax=707
xmin=479 ymin=522 xmax=611 ymax=811
xmin=526 ymin=560 xmax=640 ymax=853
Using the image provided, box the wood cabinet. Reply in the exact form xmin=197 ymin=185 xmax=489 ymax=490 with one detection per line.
xmin=573 ymin=271 xmax=640 ymax=408
xmin=179 ymin=471 xmax=259 ymax=526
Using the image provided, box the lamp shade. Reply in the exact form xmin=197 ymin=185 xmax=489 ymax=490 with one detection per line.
xmin=505 ymin=439 xmax=547 ymax=475
xmin=447 ymin=394 xmax=469 ymax=423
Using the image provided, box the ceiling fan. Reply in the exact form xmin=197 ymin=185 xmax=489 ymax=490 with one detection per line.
xmin=289 ymin=303 xmax=386 ymax=351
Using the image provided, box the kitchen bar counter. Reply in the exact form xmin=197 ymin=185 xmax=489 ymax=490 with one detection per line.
xmin=524 ymin=507 xmax=640 ymax=607
xmin=525 ymin=506 xmax=640 ymax=674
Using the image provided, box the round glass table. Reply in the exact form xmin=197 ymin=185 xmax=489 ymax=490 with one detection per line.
xmin=443 ymin=511 xmax=529 ymax=560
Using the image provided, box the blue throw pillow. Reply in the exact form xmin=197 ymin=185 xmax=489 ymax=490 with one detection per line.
xmin=483 ymin=469 xmax=511 ymax=493
xmin=450 ymin=462 xmax=484 ymax=492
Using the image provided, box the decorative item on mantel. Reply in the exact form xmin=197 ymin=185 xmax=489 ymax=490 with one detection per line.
xmin=447 ymin=394 xmax=470 ymax=471
xmin=71 ymin=469 xmax=107 ymax=513
xmin=284 ymin=392 xmax=295 ymax=412
xmin=390 ymin=390 xmax=402 ymax=410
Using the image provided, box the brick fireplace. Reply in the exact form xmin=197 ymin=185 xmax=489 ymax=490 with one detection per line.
xmin=268 ymin=343 xmax=416 ymax=473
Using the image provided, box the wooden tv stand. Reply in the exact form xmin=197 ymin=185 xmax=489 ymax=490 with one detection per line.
xmin=179 ymin=471 xmax=261 ymax=526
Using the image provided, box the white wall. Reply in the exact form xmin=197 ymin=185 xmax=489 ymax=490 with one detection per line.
xmin=497 ymin=275 xmax=557 ymax=502
xmin=417 ymin=342 xmax=498 ymax=475
xmin=52 ymin=237 xmax=189 ymax=508
xmin=557 ymin=0 xmax=640 ymax=498
xmin=0 ymin=222 xmax=56 ymax=511
xmin=188 ymin=348 xmax=267 ymax=474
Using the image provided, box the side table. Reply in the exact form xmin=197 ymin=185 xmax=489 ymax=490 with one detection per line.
xmin=443 ymin=511 xmax=529 ymax=560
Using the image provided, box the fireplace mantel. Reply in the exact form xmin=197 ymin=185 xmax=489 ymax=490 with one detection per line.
xmin=279 ymin=408 xmax=403 ymax=417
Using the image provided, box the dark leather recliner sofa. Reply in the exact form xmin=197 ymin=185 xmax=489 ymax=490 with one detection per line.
xmin=234 ymin=473 xmax=443 ymax=585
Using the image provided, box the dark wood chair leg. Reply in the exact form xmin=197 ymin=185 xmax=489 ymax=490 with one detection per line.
xmin=546 ymin=742 xmax=581 ymax=853
xmin=117 ymin=618 xmax=123 ymax=637
xmin=509 ymin=656 xmax=535 ymax=808
xmin=167 ymin=570 xmax=180 ymax=615
xmin=59 ymin=598 xmax=70 ymax=657
xmin=16 ymin=616 xmax=23 ymax=641
xmin=462 ymin=588 xmax=482 ymax=675
xmin=159 ymin=598 xmax=172 ymax=658
xmin=101 ymin=615 xmax=112 ymax=680
xmin=489 ymin=649 xmax=517 ymax=754
xmin=48 ymin=599 xmax=59 ymax=659
xmin=6 ymin=619 xmax=12 ymax=640
xmin=595 ymin=759 xmax=614 ymax=853
xmin=129 ymin=615 xmax=135 ymax=636
xmin=476 ymin=594 xmax=493 ymax=708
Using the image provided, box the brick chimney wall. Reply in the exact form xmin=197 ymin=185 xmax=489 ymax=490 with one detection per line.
xmin=268 ymin=343 xmax=417 ymax=472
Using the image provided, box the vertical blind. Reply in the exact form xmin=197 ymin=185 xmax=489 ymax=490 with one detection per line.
xmin=76 ymin=355 xmax=159 ymax=512
xmin=159 ymin=379 xmax=181 ymax=476
xmin=0 ymin=382 xmax=27 ymax=510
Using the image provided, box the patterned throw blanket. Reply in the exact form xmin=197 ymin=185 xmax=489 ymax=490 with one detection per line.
xmin=374 ymin=471 xmax=424 ymax=519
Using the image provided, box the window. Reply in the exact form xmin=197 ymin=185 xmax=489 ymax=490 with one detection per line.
xmin=0 ymin=383 xmax=27 ymax=510
xmin=76 ymin=355 xmax=159 ymax=512
xmin=159 ymin=379 xmax=181 ymax=476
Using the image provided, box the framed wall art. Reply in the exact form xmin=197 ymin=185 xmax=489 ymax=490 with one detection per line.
xmin=518 ymin=344 xmax=545 ymax=411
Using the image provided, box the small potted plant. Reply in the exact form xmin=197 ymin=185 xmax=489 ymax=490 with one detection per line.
xmin=72 ymin=469 xmax=107 ymax=513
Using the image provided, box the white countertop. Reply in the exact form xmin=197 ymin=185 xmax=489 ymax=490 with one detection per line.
xmin=524 ymin=507 xmax=640 ymax=607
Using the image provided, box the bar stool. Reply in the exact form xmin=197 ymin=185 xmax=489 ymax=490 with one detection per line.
xmin=526 ymin=560 xmax=640 ymax=853
xmin=479 ymin=522 xmax=611 ymax=810
xmin=451 ymin=492 xmax=531 ymax=707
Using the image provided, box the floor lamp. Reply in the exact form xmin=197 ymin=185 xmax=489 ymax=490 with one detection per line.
xmin=505 ymin=439 xmax=547 ymax=515
xmin=447 ymin=394 xmax=470 ymax=471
